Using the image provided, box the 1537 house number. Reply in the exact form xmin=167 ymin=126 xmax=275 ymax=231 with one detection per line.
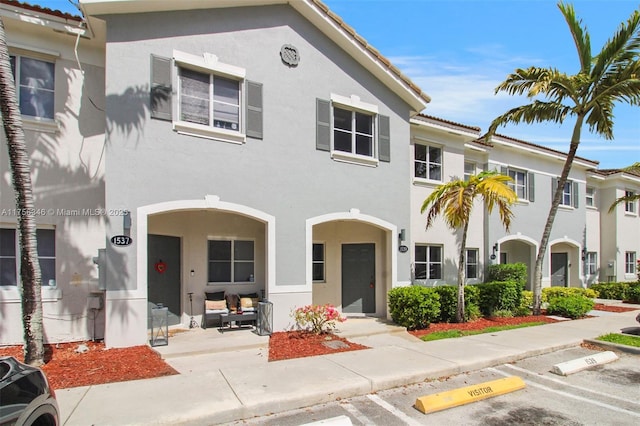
xmin=111 ymin=235 xmax=133 ymax=247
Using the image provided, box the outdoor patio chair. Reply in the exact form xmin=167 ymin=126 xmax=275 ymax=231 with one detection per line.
xmin=202 ymin=291 xmax=229 ymax=329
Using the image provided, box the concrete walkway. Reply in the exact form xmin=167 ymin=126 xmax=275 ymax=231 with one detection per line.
xmin=56 ymin=302 xmax=640 ymax=425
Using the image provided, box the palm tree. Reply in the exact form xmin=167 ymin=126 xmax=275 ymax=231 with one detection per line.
xmin=487 ymin=2 xmax=640 ymax=315
xmin=421 ymin=171 xmax=517 ymax=322
xmin=0 ymin=19 xmax=45 ymax=366
xmin=608 ymin=162 xmax=640 ymax=213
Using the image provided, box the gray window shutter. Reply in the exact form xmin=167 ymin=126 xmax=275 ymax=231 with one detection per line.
xmin=552 ymin=177 xmax=558 ymax=201
xmin=378 ymin=115 xmax=390 ymax=162
xmin=500 ymin=166 xmax=508 ymax=176
xmin=246 ymin=80 xmax=263 ymax=139
xmin=573 ymin=181 xmax=579 ymax=208
xmin=316 ymin=98 xmax=331 ymax=152
xmin=528 ymin=172 xmax=535 ymax=202
xmin=150 ymin=55 xmax=172 ymax=121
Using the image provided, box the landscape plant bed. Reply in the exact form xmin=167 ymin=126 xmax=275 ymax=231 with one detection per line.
xmin=0 ymin=341 xmax=178 ymax=390
xmin=268 ymin=331 xmax=369 ymax=362
xmin=592 ymin=303 xmax=639 ymax=313
xmin=408 ymin=315 xmax=559 ymax=339
xmin=419 ymin=321 xmax=551 ymax=341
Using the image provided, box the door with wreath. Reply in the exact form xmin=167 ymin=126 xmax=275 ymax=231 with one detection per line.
xmin=148 ymin=234 xmax=182 ymax=325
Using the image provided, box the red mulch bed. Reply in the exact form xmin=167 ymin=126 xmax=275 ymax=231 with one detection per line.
xmin=0 ymin=341 xmax=177 ymax=390
xmin=593 ymin=303 xmax=638 ymax=313
xmin=407 ymin=315 xmax=559 ymax=339
xmin=268 ymin=331 xmax=369 ymax=362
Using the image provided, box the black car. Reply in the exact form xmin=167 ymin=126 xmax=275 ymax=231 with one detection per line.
xmin=0 ymin=356 xmax=58 ymax=426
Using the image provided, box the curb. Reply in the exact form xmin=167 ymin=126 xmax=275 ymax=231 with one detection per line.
xmin=583 ymin=338 xmax=640 ymax=355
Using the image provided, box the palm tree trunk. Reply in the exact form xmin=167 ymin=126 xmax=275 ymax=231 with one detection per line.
xmin=532 ymin=115 xmax=584 ymax=315
xmin=0 ymin=18 xmax=45 ymax=366
xmin=457 ymin=220 xmax=469 ymax=322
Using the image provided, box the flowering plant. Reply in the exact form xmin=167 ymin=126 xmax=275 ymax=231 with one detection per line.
xmin=291 ymin=304 xmax=346 ymax=334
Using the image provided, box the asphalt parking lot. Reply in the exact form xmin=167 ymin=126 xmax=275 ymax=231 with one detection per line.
xmin=223 ymin=346 xmax=639 ymax=426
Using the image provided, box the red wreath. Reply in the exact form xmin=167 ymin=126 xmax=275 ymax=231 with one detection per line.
xmin=154 ymin=260 xmax=167 ymax=274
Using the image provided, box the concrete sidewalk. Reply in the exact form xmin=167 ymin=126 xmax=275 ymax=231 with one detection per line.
xmin=56 ymin=304 xmax=640 ymax=426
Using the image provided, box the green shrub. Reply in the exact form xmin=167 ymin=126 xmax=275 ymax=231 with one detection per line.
xmin=487 ymin=263 xmax=527 ymax=289
xmin=547 ymin=295 xmax=594 ymax=319
xmin=388 ymin=286 xmax=441 ymax=330
xmin=432 ymin=285 xmax=480 ymax=323
xmin=476 ymin=281 xmax=521 ymax=316
xmin=515 ymin=290 xmax=533 ymax=316
xmin=627 ymin=284 xmax=640 ymax=303
xmin=491 ymin=309 xmax=514 ymax=318
xmin=589 ymin=282 xmax=630 ymax=300
xmin=542 ymin=287 xmax=597 ymax=302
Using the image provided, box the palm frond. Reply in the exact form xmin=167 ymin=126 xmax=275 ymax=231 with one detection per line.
xmin=608 ymin=193 xmax=640 ymax=213
xmin=591 ymin=8 xmax=640 ymax=81
xmin=585 ymin=98 xmax=615 ymax=139
xmin=487 ymin=101 xmax=572 ymax=136
xmin=558 ymin=2 xmax=592 ymax=73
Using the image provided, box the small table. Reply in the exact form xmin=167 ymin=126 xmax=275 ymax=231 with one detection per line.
xmin=219 ymin=312 xmax=257 ymax=332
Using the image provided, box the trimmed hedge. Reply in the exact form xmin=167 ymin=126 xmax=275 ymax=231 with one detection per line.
xmin=476 ymin=280 xmax=522 ymax=316
xmin=542 ymin=287 xmax=598 ymax=302
xmin=515 ymin=290 xmax=533 ymax=316
xmin=432 ymin=285 xmax=480 ymax=323
xmin=487 ymin=263 xmax=527 ymax=289
xmin=627 ymin=284 xmax=640 ymax=303
xmin=388 ymin=286 xmax=440 ymax=330
xmin=547 ymin=294 xmax=594 ymax=319
xmin=589 ymin=282 xmax=634 ymax=300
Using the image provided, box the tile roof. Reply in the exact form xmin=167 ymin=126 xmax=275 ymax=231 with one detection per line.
xmin=413 ymin=113 xmax=481 ymax=134
xmin=479 ymin=133 xmax=599 ymax=165
xmin=0 ymin=0 xmax=82 ymax=21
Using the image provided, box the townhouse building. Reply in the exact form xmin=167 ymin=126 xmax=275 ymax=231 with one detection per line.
xmin=0 ymin=0 xmax=637 ymax=348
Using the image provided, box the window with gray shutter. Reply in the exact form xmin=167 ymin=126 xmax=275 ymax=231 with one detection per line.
xmin=378 ymin=115 xmax=390 ymax=162
xmin=572 ymin=181 xmax=579 ymax=208
xmin=150 ymin=55 xmax=172 ymax=121
xmin=245 ymin=81 xmax=263 ymax=139
xmin=316 ymin=98 xmax=331 ymax=151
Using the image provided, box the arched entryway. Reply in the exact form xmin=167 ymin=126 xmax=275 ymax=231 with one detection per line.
xmin=549 ymin=238 xmax=581 ymax=288
xmin=497 ymin=235 xmax=538 ymax=290
xmin=306 ymin=210 xmax=397 ymax=317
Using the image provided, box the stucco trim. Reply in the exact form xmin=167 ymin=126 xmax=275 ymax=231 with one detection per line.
xmin=497 ymin=234 xmax=539 ymax=251
xmin=134 ymin=196 xmax=276 ymax=301
xmin=305 ymin=209 xmax=398 ymax=290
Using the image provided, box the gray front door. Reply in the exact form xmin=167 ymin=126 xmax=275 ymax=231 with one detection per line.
xmin=148 ymin=234 xmax=181 ymax=325
xmin=551 ymin=252 xmax=568 ymax=287
xmin=342 ymin=243 xmax=375 ymax=313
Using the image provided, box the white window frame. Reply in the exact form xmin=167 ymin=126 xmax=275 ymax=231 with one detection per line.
xmin=414 ymin=143 xmax=443 ymax=182
xmin=329 ymin=94 xmax=379 ymax=167
xmin=207 ymin=238 xmax=255 ymax=284
xmin=464 ymin=161 xmax=475 ymax=182
xmin=466 ymin=248 xmax=479 ymax=279
xmin=624 ymin=191 xmax=636 ymax=214
xmin=312 ymin=242 xmax=325 ymax=283
xmin=415 ymin=244 xmax=443 ymax=280
xmin=625 ymin=251 xmax=636 ymax=275
xmin=508 ymin=169 xmax=527 ymax=199
xmin=560 ymin=180 xmax=574 ymax=207
xmin=585 ymin=252 xmax=597 ymax=276
xmin=9 ymin=51 xmax=57 ymax=127
xmin=173 ymin=50 xmax=246 ymax=144
xmin=0 ymin=227 xmax=56 ymax=287
xmin=585 ymin=186 xmax=596 ymax=208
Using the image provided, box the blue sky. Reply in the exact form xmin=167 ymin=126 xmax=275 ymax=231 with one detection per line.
xmin=40 ymin=0 xmax=639 ymax=169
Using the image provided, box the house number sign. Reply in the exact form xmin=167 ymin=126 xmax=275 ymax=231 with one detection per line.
xmin=280 ymin=44 xmax=299 ymax=67
xmin=111 ymin=235 xmax=133 ymax=247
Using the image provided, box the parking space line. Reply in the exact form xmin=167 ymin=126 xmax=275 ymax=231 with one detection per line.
xmin=501 ymin=363 xmax=640 ymax=406
xmin=487 ymin=368 xmax=640 ymax=418
xmin=340 ymin=401 xmax=375 ymax=426
xmin=366 ymin=394 xmax=423 ymax=426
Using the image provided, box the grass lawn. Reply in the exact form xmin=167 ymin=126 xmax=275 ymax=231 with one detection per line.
xmin=420 ymin=321 xmax=549 ymax=342
xmin=596 ymin=333 xmax=640 ymax=348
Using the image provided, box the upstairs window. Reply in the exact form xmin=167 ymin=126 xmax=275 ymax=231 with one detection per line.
xmin=316 ymin=95 xmax=390 ymax=166
xmin=625 ymin=191 xmax=636 ymax=214
xmin=552 ymin=177 xmax=578 ymax=208
xmin=464 ymin=161 xmax=475 ymax=182
xmin=586 ymin=186 xmax=595 ymax=208
xmin=500 ymin=167 xmax=534 ymax=201
xmin=179 ymin=68 xmax=240 ymax=131
xmin=9 ymin=55 xmax=55 ymax=120
xmin=415 ymin=144 xmax=442 ymax=181
xmin=150 ymin=52 xmax=263 ymax=142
